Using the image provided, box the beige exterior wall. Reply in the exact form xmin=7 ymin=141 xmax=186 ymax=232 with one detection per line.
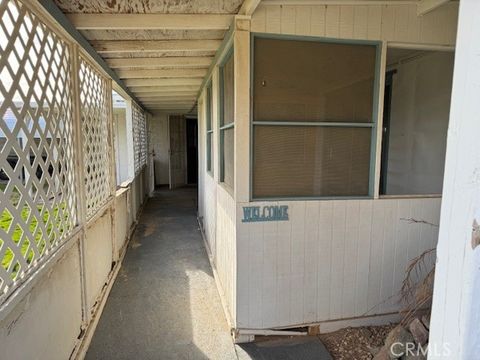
xmin=198 ymin=3 xmax=459 ymax=333
xmin=198 ymin=64 xmax=237 ymax=327
xmin=251 ymin=3 xmax=457 ymax=46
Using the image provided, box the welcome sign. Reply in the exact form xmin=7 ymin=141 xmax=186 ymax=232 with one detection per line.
xmin=241 ymin=205 xmax=289 ymax=223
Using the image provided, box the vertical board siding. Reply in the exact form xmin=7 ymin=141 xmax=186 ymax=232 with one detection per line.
xmin=237 ymin=197 xmax=441 ymax=329
xmin=215 ymin=186 xmax=236 ymax=321
xmin=251 ymin=3 xmax=458 ymax=46
xmin=198 ymin=92 xmax=236 ymax=324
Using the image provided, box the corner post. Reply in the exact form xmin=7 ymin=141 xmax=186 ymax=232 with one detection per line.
xmin=233 ymin=16 xmax=251 ymax=203
xmin=429 ymin=0 xmax=480 ymax=358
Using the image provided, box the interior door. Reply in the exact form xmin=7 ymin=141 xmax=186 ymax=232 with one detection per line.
xmin=168 ymin=115 xmax=186 ymax=189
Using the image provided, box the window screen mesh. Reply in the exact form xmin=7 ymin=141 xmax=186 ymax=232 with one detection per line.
xmin=252 ymin=37 xmax=376 ymax=198
xmin=221 ymin=53 xmax=235 ymax=126
xmin=206 ymin=85 xmax=213 ymax=173
xmin=220 ymin=51 xmax=235 ymax=191
xmin=223 ymin=127 xmax=234 ymax=190
xmin=253 ymin=38 xmax=376 ymax=123
xmin=253 ymin=126 xmax=371 ymax=198
xmin=207 ymin=132 xmax=212 ymax=172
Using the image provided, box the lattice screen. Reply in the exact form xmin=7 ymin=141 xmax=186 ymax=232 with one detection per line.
xmin=132 ymin=103 xmax=147 ymax=174
xmin=0 ymin=0 xmax=76 ymax=296
xmin=79 ymin=56 xmax=111 ymax=219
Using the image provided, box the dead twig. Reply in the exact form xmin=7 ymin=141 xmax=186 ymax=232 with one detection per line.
xmin=400 ymin=217 xmax=439 ymax=227
xmin=399 ymin=248 xmax=436 ymax=325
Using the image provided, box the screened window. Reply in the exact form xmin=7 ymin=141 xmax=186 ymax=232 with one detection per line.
xmin=220 ymin=50 xmax=234 ymax=191
xmin=379 ymin=49 xmax=453 ymax=196
xmin=206 ymin=83 xmax=213 ymax=175
xmin=252 ymin=37 xmax=378 ymax=198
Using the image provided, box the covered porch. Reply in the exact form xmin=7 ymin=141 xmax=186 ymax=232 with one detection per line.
xmin=1 ymin=0 xmax=480 ymax=359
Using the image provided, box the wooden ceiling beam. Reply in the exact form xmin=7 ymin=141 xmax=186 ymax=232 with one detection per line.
xmin=124 ymin=78 xmax=203 ymax=87
xmin=67 ymin=14 xmax=233 ymax=30
xmin=238 ymin=0 xmax=263 ymax=16
xmin=92 ymin=40 xmax=222 ymax=53
xmin=106 ymin=57 xmax=213 ymax=69
xmin=141 ymin=98 xmax=196 ymax=102
xmin=136 ymin=92 xmax=197 ymax=99
xmin=135 ymin=93 xmax=198 ymax=98
xmin=142 ymin=102 xmax=195 ymax=110
xmin=116 ymin=68 xmax=207 ymax=79
xmin=132 ymin=86 xmax=199 ymax=93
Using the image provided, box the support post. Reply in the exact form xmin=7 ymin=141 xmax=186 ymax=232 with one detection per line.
xmin=233 ymin=16 xmax=251 ymax=203
xmin=429 ymin=0 xmax=480 ymax=358
xmin=70 ymin=44 xmax=89 ymax=325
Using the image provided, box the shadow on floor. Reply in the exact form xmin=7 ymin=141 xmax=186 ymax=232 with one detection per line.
xmin=86 ymin=187 xmax=236 ymax=360
xmin=236 ymin=337 xmax=333 ymax=360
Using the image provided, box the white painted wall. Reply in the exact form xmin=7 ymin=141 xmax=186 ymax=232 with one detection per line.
xmin=198 ymin=67 xmax=237 ymax=327
xmin=0 ymin=244 xmax=82 ymax=360
xmin=251 ymin=2 xmax=458 ymax=45
xmin=195 ymin=2 xmax=459 ymax=335
xmin=386 ymin=51 xmax=454 ymax=195
xmin=150 ymin=114 xmax=170 ymax=186
xmin=235 ymin=3 xmax=457 ymax=330
xmin=236 ymin=197 xmax=439 ymax=329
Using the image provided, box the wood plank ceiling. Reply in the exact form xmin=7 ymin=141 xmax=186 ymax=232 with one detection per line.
xmin=54 ymin=0 xmax=244 ymax=114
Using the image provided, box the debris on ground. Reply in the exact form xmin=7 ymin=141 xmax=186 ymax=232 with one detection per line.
xmin=372 ymin=315 xmax=430 ymax=360
xmin=319 ymin=324 xmax=396 ymax=360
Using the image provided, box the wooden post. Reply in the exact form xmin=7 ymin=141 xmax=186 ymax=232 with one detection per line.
xmin=429 ymin=0 xmax=480 ymax=358
xmin=70 ymin=44 xmax=89 ymax=325
xmin=234 ymin=16 xmax=251 ymax=203
xmin=125 ymin=99 xmax=135 ymax=181
xmin=212 ymin=68 xmax=220 ymax=183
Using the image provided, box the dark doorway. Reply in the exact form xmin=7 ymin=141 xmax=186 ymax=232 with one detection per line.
xmin=186 ymin=117 xmax=198 ymax=184
xmin=379 ymin=70 xmax=395 ymax=195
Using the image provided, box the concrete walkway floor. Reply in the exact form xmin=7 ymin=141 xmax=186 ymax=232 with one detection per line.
xmin=86 ymin=187 xmax=237 ymax=360
xmin=86 ymin=187 xmax=333 ymax=360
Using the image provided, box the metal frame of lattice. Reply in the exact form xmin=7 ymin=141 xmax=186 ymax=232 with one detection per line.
xmin=132 ymin=102 xmax=147 ymax=175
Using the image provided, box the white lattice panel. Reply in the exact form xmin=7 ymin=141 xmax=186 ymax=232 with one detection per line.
xmin=140 ymin=111 xmax=147 ymax=168
xmin=132 ymin=103 xmax=146 ymax=174
xmin=0 ymin=0 xmax=77 ymax=297
xmin=79 ymin=57 xmax=111 ymax=219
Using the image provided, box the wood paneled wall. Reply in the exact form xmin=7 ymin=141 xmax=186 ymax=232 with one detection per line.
xmin=237 ymin=197 xmax=440 ymax=329
xmin=251 ymin=3 xmax=458 ymax=46
xmin=198 ymin=70 xmax=237 ymax=326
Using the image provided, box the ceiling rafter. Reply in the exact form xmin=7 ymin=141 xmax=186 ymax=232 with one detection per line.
xmin=92 ymin=40 xmax=222 ymax=53
xmin=116 ymin=68 xmax=207 ymax=79
xmin=67 ymin=13 xmax=233 ymax=30
xmin=106 ymin=57 xmax=213 ymax=69
xmin=132 ymin=86 xmax=200 ymax=94
xmin=136 ymin=97 xmax=199 ymax=102
xmin=124 ymin=78 xmax=203 ymax=87
xmin=238 ymin=0 xmax=263 ymax=16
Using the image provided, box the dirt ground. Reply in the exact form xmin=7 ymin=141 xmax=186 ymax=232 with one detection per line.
xmin=319 ymin=324 xmax=397 ymax=360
